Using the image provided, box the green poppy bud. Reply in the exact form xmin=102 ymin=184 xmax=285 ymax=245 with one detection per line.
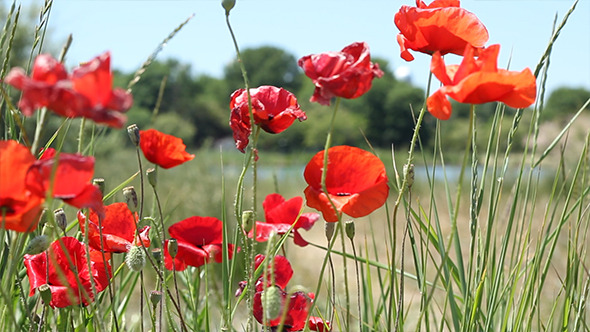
xmin=38 ymin=284 xmax=52 ymax=306
xmin=123 ymin=186 xmax=138 ymax=213
xmin=152 ymin=248 xmax=162 ymax=263
xmin=324 ymin=222 xmax=335 ymax=241
xmin=150 ymin=290 xmax=162 ymax=309
xmin=146 ymin=168 xmax=157 ymax=188
xmin=125 ymin=246 xmax=146 ymax=272
xmin=127 ymin=124 xmax=140 ymax=147
xmin=261 ymin=286 xmax=282 ymax=320
xmin=241 ymin=210 xmax=255 ymax=233
xmin=54 ymin=208 xmax=67 ymax=233
xmin=25 ymin=235 xmax=50 ymax=255
xmin=345 ymin=220 xmax=355 ymax=240
xmin=221 ymin=0 xmax=235 ymax=15
xmin=168 ymin=239 xmax=178 ymax=258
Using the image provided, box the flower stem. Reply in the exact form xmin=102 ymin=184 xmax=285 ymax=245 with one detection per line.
xmin=389 ymin=72 xmax=432 ymax=331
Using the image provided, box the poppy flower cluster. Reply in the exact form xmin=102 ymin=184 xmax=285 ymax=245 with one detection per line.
xmin=394 ymin=0 xmax=489 ymax=61
xmin=139 ymin=129 xmax=195 ymax=169
xmin=0 ymin=140 xmax=45 ymax=232
xmin=27 ymin=148 xmax=105 ymax=218
xmin=163 ymin=216 xmax=235 ymax=271
xmin=237 ymin=254 xmax=330 ymax=331
xmin=304 ymin=145 xmax=389 ymax=222
xmin=298 ymin=41 xmax=384 ymax=105
xmin=77 ymin=202 xmax=151 ymax=253
xmin=248 ymin=193 xmax=320 ymax=247
xmin=23 ymin=237 xmax=111 ymax=308
xmin=427 ymin=44 xmax=537 ymax=119
xmin=395 ymin=1 xmax=537 ymax=119
xmin=4 ymin=52 xmax=132 ymax=128
xmin=230 ymin=85 xmax=306 ymax=152
xmin=0 ymin=141 xmax=104 ymax=232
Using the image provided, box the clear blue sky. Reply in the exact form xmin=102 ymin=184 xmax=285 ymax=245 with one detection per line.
xmin=22 ymin=0 xmax=590 ymax=94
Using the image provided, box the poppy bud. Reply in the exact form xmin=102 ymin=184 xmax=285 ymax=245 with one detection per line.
xmin=93 ymin=178 xmax=105 ymax=195
xmin=150 ymin=290 xmax=162 ymax=309
xmin=54 ymin=208 xmax=67 ymax=233
xmin=25 ymin=235 xmax=50 ymax=255
xmin=38 ymin=284 xmax=52 ymax=306
xmin=146 ymin=168 xmax=157 ymax=188
xmin=221 ymin=0 xmax=235 ymax=15
xmin=125 ymin=246 xmax=146 ymax=272
xmin=127 ymin=124 xmax=140 ymax=147
xmin=123 ymin=186 xmax=138 ymax=213
xmin=261 ymin=286 xmax=283 ymax=320
xmin=345 ymin=220 xmax=355 ymax=240
xmin=152 ymin=248 xmax=162 ymax=263
xmin=324 ymin=222 xmax=335 ymax=241
xmin=241 ymin=210 xmax=255 ymax=233
xmin=403 ymin=163 xmax=414 ymax=189
xmin=168 ymin=239 xmax=178 ymax=258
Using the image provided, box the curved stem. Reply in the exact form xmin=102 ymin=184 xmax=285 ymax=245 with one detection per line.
xmin=389 ymin=72 xmax=432 ymax=330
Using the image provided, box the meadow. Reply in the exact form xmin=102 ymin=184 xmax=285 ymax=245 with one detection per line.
xmin=1 ymin=0 xmax=589 ymax=331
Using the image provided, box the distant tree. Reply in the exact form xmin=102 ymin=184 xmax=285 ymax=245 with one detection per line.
xmin=121 ymin=60 xmax=231 ymax=146
xmin=223 ymin=46 xmax=303 ymax=94
xmin=342 ymin=58 xmax=429 ymax=148
xmin=544 ymin=87 xmax=590 ymax=121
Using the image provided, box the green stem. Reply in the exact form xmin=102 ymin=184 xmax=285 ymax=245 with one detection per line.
xmin=77 ymin=118 xmax=86 ymax=154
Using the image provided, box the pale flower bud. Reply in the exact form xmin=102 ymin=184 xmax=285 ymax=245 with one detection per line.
xmin=241 ymin=210 xmax=255 ymax=233
xmin=146 ymin=168 xmax=157 ymax=188
xmin=127 ymin=124 xmax=140 ymax=147
xmin=25 ymin=235 xmax=51 ymax=255
xmin=123 ymin=186 xmax=138 ymax=213
xmin=168 ymin=239 xmax=178 ymax=258
xmin=54 ymin=208 xmax=67 ymax=232
xmin=261 ymin=286 xmax=283 ymax=320
xmin=125 ymin=246 xmax=146 ymax=272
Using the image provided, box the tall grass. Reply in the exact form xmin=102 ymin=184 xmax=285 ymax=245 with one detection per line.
xmin=1 ymin=0 xmax=589 ymax=331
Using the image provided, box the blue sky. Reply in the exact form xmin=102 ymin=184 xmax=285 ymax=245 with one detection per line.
xmin=24 ymin=0 xmax=590 ymax=94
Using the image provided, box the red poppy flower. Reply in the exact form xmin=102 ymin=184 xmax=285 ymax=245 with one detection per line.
xmin=249 ymin=193 xmax=319 ymax=247
xmin=298 ymin=42 xmax=383 ymax=106
xmin=0 ymin=140 xmax=45 ymax=232
xmin=77 ymin=202 xmax=150 ymax=253
xmin=4 ymin=52 xmax=132 ymax=128
xmin=427 ymin=44 xmax=537 ymax=120
xmin=394 ymin=0 xmax=489 ymax=61
xmin=163 ymin=216 xmax=235 ymax=271
xmin=304 ymin=145 xmax=389 ymax=222
xmin=245 ymin=255 xmax=329 ymax=331
xmin=308 ymin=316 xmax=332 ymax=332
xmin=229 ymin=85 xmax=306 ymax=152
xmin=139 ymin=129 xmax=195 ymax=169
xmin=25 ymin=148 xmax=105 ymax=218
xmin=23 ymin=236 xmax=111 ymax=308
xmin=253 ymin=254 xmax=294 ymax=290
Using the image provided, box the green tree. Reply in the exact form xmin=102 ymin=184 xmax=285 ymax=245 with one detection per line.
xmin=224 ymin=46 xmax=303 ymax=94
xmin=544 ymin=86 xmax=590 ymax=121
xmin=343 ymin=58 xmax=429 ymax=148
